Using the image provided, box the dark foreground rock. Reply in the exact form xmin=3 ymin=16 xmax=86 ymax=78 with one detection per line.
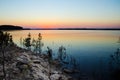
xmin=0 ymin=45 xmax=71 ymax=80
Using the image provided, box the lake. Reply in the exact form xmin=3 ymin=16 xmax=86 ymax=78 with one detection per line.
xmin=8 ymin=30 xmax=120 ymax=80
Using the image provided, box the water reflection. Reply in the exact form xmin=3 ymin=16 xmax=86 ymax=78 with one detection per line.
xmin=109 ymin=40 xmax=120 ymax=80
xmin=8 ymin=30 xmax=120 ymax=80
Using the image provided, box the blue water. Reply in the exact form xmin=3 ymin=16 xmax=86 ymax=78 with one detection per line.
xmin=9 ymin=30 xmax=120 ymax=80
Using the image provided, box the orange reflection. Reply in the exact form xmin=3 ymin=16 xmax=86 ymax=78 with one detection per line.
xmin=8 ymin=30 xmax=118 ymax=47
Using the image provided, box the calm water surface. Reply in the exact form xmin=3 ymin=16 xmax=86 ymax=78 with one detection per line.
xmin=8 ymin=30 xmax=120 ymax=80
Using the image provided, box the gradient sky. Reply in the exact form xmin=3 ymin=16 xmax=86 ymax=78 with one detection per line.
xmin=0 ymin=0 xmax=120 ymax=28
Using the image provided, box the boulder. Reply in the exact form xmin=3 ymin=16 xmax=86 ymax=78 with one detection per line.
xmin=50 ymin=73 xmax=61 ymax=80
xmin=16 ymin=53 xmax=31 ymax=64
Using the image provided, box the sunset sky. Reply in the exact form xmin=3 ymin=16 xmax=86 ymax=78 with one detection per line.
xmin=0 ymin=0 xmax=120 ymax=28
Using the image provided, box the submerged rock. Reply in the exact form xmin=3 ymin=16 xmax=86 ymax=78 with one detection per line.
xmin=63 ymin=69 xmax=74 ymax=74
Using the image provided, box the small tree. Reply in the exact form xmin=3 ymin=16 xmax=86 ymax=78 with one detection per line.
xmin=58 ymin=46 xmax=66 ymax=62
xmin=24 ymin=33 xmax=31 ymax=50
xmin=31 ymin=38 xmax=37 ymax=53
xmin=9 ymin=35 xmax=13 ymax=45
xmin=37 ymin=33 xmax=43 ymax=54
xmin=47 ymin=47 xmax=52 ymax=60
xmin=31 ymin=33 xmax=43 ymax=54
xmin=47 ymin=47 xmax=53 ymax=80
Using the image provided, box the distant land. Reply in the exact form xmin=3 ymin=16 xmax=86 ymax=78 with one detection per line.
xmin=32 ymin=28 xmax=120 ymax=30
xmin=0 ymin=25 xmax=120 ymax=30
xmin=0 ymin=25 xmax=24 ymax=30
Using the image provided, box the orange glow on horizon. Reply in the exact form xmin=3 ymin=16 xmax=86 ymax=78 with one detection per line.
xmin=0 ymin=19 xmax=120 ymax=28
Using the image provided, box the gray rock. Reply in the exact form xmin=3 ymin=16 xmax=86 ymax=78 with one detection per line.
xmin=50 ymin=73 xmax=61 ymax=80
xmin=16 ymin=53 xmax=31 ymax=64
xmin=33 ymin=60 xmax=41 ymax=64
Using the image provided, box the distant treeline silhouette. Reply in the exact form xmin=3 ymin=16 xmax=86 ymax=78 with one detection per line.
xmin=57 ymin=28 xmax=120 ymax=30
xmin=0 ymin=25 xmax=23 ymax=30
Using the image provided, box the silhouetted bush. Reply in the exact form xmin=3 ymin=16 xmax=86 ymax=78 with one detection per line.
xmin=22 ymin=33 xmax=43 ymax=54
xmin=32 ymin=33 xmax=43 ymax=54
xmin=23 ymin=33 xmax=31 ymax=50
xmin=58 ymin=46 xmax=66 ymax=62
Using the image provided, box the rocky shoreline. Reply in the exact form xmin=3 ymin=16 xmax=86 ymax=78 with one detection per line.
xmin=0 ymin=44 xmax=73 ymax=80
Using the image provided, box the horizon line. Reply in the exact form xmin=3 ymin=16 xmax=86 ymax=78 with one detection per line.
xmin=25 ymin=27 xmax=120 ymax=30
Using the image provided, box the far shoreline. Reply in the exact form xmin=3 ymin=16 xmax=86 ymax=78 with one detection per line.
xmin=0 ymin=25 xmax=120 ymax=30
